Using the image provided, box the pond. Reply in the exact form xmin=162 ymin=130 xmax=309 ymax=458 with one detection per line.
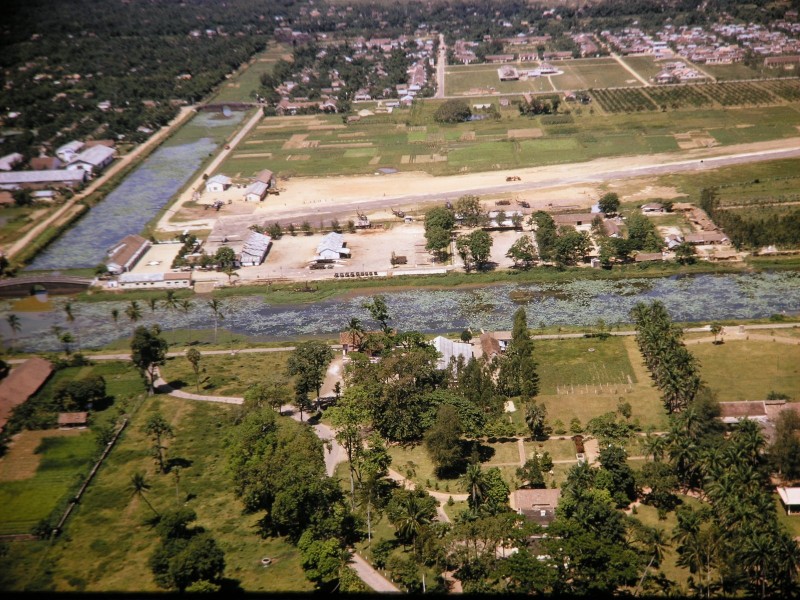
xmin=26 ymin=110 xmax=247 ymax=271
xmin=1 ymin=271 xmax=799 ymax=353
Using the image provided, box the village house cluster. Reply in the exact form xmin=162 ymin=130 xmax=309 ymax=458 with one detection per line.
xmin=270 ymin=33 xmax=435 ymax=115
xmin=0 ymin=138 xmax=116 ymax=200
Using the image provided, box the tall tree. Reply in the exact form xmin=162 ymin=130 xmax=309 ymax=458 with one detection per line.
xmin=186 ymin=348 xmax=202 ymax=393
xmin=286 ymin=340 xmax=333 ymax=421
xmin=130 ymin=471 xmax=159 ymax=516
xmin=143 ymin=412 xmax=174 ymax=474
xmin=131 ymin=325 xmax=169 ymax=395
xmin=424 ymin=404 xmax=463 ymax=476
xmin=125 ymin=300 xmax=143 ymax=329
xmin=207 ymin=299 xmax=225 ymax=344
xmin=6 ymin=314 xmax=21 ymax=352
xmin=362 ymin=295 xmax=391 ymax=334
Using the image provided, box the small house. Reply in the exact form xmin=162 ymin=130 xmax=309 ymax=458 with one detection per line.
xmin=58 ymin=412 xmax=89 ymax=429
xmin=641 ymin=202 xmax=665 ymax=214
xmin=255 ymin=169 xmax=276 ymax=188
xmin=55 ymin=140 xmax=85 ymax=163
xmin=510 ymin=488 xmax=562 ymax=527
xmin=684 ymin=232 xmax=729 ymax=245
xmin=67 ymin=145 xmax=115 ymax=174
xmin=0 ymin=357 xmax=53 ymax=434
xmin=777 ymin=487 xmax=800 ymax=515
xmin=205 ymin=174 xmax=232 ymax=193
xmin=553 ymin=213 xmax=597 ymax=227
xmin=244 ymin=180 xmax=269 ymax=202
xmin=239 ymin=231 xmax=271 ymax=267
xmin=0 ymin=152 xmax=24 ymax=171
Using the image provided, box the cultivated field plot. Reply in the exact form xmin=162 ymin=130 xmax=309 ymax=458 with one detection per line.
xmin=219 ymin=87 xmax=800 ymax=179
xmin=591 ymin=79 xmax=800 ymax=114
xmin=690 ymin=339 xmax=800 ymax=401
xmin=702 ymin=62 xmax=777 ymax=81
xmin=0 ymin=430 xmax=95 ymax=535
xmin=715 ymin=176 xmax=800 ymax=208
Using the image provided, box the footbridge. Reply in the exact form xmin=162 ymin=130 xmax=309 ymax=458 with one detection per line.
xmin=0 ymin=275 xmax=93 ymax=298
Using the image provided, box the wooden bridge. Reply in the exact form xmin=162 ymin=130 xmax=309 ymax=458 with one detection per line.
xmin=0 ymin=275 xmax=93 ymax=298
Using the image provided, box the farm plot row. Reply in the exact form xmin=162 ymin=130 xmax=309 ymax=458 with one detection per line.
xmin=590 ymin=79 xmax=800 ymax=113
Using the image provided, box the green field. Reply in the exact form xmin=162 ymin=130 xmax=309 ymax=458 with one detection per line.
xmin=207 ymin=44 xmax=288 ymax=104
xmin=690 ymin=339 xmax=800 ymax=401
xmin=159 ymin=350 xmax=292 ymax=397
xmin=219 ymin=82 xmax=800 ymax=178
xmin=0 ymin=396 xmax=311 ymax=593
xmin=0 ymin=433 xmax=96 ymax=535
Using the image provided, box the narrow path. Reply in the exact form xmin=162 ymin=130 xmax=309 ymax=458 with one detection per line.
xmin=517 ymin=438 xmax=526 ymax=465
xmin=611 ymin=52 xmax=650 ymax=87
xmin=436 ymin=34 xmax=447 ymax=99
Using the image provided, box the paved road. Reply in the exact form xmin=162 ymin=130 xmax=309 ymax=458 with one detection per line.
xmin=349 ymin=552 xmax=401 ymax=593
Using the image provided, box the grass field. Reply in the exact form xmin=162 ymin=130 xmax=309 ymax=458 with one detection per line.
xmin=159 ymin=350 xmax=292 ymax=397
xmin=535 ymin=336 xmax=637 ymax=394
xmin=0 ymin=431 xmax=96 ymax=535
xmin=690 ymin=339 xmax=800 ymax=401
xmin=207 ymin=44 xmax=288 ymax=105
xmin=0 ymin=396 xmax=312 ymax=593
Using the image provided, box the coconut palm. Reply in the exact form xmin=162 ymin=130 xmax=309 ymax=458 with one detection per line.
xmin=125 ymin=300 xmax=143 ymax=328
xmin=6 ymin=313 xmax=21 ymax=352
xmin=461 ymin=463 xmax=486 ymax=513
xmin=129 ymin=472 xmax=159 ymax=516
xmin=147 ymin=298 xmax=159 ymax=313
xmin=163 ymin=290 xmax=179 ymax=311
xmin=207 ymin=299 xmax=224 ymax=344
xmin=63 ymin=301 xmax=81 ymax=352
xmin=391 ymin=493 xmax=433 ymax=552
xmin=111 ymin=308 xmax=120 ymax=324
xmin=634 ymin=525 xmax=670 ymax=596
xmin=179 ymin=299 xmax=193 ymax=313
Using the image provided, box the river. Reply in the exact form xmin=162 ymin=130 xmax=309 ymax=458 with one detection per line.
xmin=1 ymin=272 xmax=799 ymax=353
xmin=26 ymin=110 xmax=246 ymax=271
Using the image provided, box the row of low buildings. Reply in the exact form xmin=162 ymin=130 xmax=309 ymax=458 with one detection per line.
xmin=0 ymin=140 xmax=116 ymax=191
xmin=204 ymin=169 xmax=277 ymax=202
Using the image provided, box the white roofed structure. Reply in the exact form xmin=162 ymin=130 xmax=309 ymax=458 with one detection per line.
xmin=777 ymin=487 xmax=800 ymax=514
xmin=240 ymin=231 xmax=272 ymax=266
xmin=315 ymin=232 xmax=350 ymax=261
xmin=431 ymin=336 xmax=473 ymax=369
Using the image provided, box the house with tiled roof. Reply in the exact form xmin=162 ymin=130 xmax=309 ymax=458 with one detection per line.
xmin=0 ymin=357 xmax=53 ymax=433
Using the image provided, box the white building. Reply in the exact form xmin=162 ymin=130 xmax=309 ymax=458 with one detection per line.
xmin=431 ymin=336 xmax=473 ymax=370
xmin=244 ymin=180 xmax=268 ymax=202
xmin=0 ymin=153 xmax=24 ymax=171
xmin=117 ymin=272 xmax=192 ymax=289
xmin=67 ymin=145 xmax=115 ymax=174
xmin=239 ymin=231 xmax=272 ymax=266
xmin=55 ymin=140 xmax=85 ymax=163
xmin=205 ymin=174 xmax=232 ymax=193
xmin=315 ymin=232 xmax=350 ymax=261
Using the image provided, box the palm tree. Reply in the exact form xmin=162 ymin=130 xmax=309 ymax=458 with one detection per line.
xmin=644 ymin=433 xmax=667 ymax=463
xmin=179 ymin=299 xmax=193 ymax=313
xmin=63 ymin=301 xmax=81 ymax=352
xmin=392 ymin=493 xmax=433 ymax=552
xmin=634 ymin=525 xmax=670 ymax=596
xmin=111 ymin=308 xmax=120 ymax=324
xmin=207 ymin=299 xmax=224 ymax=344
xmin=147 ymin=298 xmax=159 ymax=313
xmin=6 ymin=314 xmax=21 ymax=352
xmin=129 ymin=472 xmax=159 ymax=516
xmin=461 ymin=463 xmax=486 ymax=513
xmin=163 ymin=290 xmax=179 ymax=311
xmin=346 ymin=317 xmax=364 ymax=351
xmin=125 ymin=300 xmax=143 ymax=329
xmin=739 ymin=530 xmax=774 ymax=600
